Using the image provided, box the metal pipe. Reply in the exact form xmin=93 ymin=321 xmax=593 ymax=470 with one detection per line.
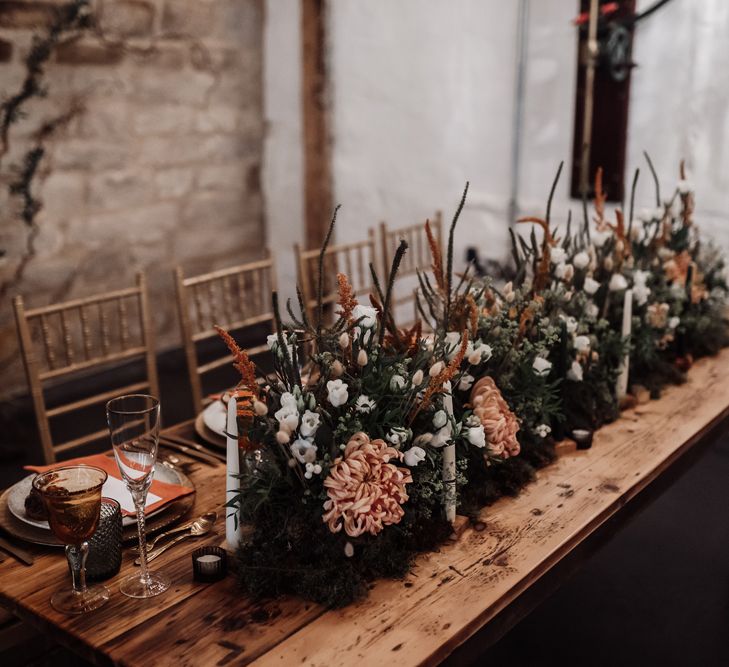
xmin=507 ymin=0 xmax=530 ymax=228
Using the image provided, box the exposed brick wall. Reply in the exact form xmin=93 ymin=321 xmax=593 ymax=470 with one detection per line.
xmin=0 ymin=0 xmax=264 ymax=399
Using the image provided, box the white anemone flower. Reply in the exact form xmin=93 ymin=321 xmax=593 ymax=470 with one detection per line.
xmin=290 ymin=438 xmax=317 ymax=464
xmin=532 ymin=356 xmax=552 ymax=377
xmin=299 ymin=410 xmax=320 ymax=438
xmin=355 ymin=395 xmax=375 ymax=413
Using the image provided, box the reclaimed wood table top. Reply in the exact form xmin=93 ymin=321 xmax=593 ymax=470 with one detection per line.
xmin=2 ymin=349 xmax=729 ymax=666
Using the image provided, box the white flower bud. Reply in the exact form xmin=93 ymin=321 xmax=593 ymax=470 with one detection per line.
xmin=411 ymin=369 xmax=424 ymax=387
xmin=253 ymin=400 xmax=268 ymax=416
xmin=467 ymin=351 xmax=482 ymax=365
xmin=276 ymin=430 xmax=290 ymax=445
xmin=331 ymin=360 xmax=344 ymax=378
xmin=677 ymin=179 xmax=692 ymax=195
xmin=550 ymin=247 xmax=566 ymax=264
xmin=339 ymin=332 xmax=350 ymax=349
xmin=573 ymin=251 xmax=590 ymax=270
xmin=433 ymin=410 xmax=447 ymax=429
xmin=357 ymin=349 xmax=368 ymax=366
xmin=604 ymin=256 xmax=614 ymax=271
xmin=609 ymin=273 xmax=628 ymax=291
xmin=429 ymin=361 xmax=444 ymax=377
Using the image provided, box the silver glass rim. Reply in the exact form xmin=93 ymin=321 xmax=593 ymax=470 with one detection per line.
xmin=106 ymin=393 xmax=160 ymax=416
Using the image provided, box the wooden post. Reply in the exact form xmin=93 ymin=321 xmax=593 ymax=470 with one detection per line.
xmin=301 ymin=0 xmax=332 ymax=249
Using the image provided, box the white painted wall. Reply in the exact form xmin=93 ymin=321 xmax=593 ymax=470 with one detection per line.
xmin=329 ymin=0 xmax=520 ymax=273
xmin=263 ymin=1 xmax=729 ymax=299
xmin=628 ymin=0 xmax=729 ymax=249
xmin=263 ymin=0 xmax=304 ymax=306
xmin=326 ymin=0 xmax=729 ymax=276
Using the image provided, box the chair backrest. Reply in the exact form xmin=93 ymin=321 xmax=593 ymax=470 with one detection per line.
xmin=295 ymin=230 xmax=377 ymax=323
xmin=174 ymin=250 xmax=277 ymax=414
xmin=379 ymin=211 xmax=443 ymax=280
xmin=13 ymin=273 xmax=159 ymax=463
xmin=379 ymin=212 xmax=443 ymax=324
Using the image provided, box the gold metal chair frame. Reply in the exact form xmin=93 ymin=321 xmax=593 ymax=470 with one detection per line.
xmin=13 ymin=273 xmax=159 ymax=464
xmin=379 ymin=211 xmax=443 ymax=324
xmin=295 ymin=230 xmax=377 ymax=323
xmin=174 ymin=250 xmax=277 ymax=414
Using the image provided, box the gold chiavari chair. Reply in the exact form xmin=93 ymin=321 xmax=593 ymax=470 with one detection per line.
xmin=13 ymin=273 xmax=159 ymax=464
xmin=295 ymin=230 xmax=377 ymax=323
xmin=379 ymin=211 xmax=443 ymax=324
xmin=174 ymin=250 xmax=277 ymax=414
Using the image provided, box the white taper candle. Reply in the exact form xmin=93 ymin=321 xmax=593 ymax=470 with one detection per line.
xmin=225 ymin=396 xmax=242 ymax=550
xmin=616 ymin=288 xmax=633 ymax=400
xmin=442 ymin=381 xmax=457 ymax=523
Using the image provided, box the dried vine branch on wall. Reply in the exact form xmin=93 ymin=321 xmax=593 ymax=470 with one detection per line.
xmin=0 ymin=0 xmax=234 ymax=300
xmin=0 ymin=0 xmax=92 ymax=298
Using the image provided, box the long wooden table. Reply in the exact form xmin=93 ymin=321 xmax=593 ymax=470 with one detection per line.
xmin=2 ymin=350 xmax=729 ymax=666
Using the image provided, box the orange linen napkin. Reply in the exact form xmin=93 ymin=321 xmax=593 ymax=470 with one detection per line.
xmin=25 ymin=454 xmax=194 ymax=517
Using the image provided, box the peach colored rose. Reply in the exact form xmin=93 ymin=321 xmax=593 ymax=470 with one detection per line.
xmin=322 ymin=432 xmax=412 ymax=537
xmin=470 ymin=376 xmax=520 ymax=459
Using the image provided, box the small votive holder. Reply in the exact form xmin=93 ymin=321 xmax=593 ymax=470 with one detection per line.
xmin=87 ymin=498 xmax=122 ymax=581
xmin=572 ymin=429 xmax=594 ymax=450
xmin=192 ymin=546 xmax=227 ymax=583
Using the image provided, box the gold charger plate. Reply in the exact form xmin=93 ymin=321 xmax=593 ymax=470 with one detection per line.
xmin=0 ymin=468 xmax=196 ymax=547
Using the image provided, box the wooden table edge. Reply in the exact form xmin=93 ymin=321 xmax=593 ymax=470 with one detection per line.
xmin=431 ymin=401 xmax=729 ymax=666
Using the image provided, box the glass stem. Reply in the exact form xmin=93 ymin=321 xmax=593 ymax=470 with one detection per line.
xmin=132 ymin=490 xmax=151 ymax=586
xmin=67 ymin=542 xmax=89 ymax=594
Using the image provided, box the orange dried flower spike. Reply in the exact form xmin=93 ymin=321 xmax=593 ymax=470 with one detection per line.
xmin=516 ymin=216 xmax=556 ymax=293
xmin=336 ymin=273 xmax=358 ymax=323
xmin=608 ymin=209 xmax=631 ymax=261
xmin=214 ymin=325 xmax=258 ymax=397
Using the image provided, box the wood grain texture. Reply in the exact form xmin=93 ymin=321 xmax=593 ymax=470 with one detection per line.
xmin=1 ymin=351 xmax=728 ymax=666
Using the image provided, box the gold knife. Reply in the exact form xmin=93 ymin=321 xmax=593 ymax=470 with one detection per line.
xmin=0 ymin=536 xmax=34 ymax=566
xmin=158 ymin=438 xmax=222 ymax=465
xmin=160 ymin=434 xmax=226 ymax=462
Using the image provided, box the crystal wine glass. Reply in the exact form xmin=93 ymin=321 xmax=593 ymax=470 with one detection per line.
xmin=33 ymin=465 xmax=110 ymax=614
xmin=106 ymin=394 xmax=170 ymax=598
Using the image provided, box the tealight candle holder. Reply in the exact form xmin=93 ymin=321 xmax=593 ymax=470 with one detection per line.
xmin=572 ymin=429 xmax=593 ymax=450
xmin=192 ymin=546 xmax=227 ymax=582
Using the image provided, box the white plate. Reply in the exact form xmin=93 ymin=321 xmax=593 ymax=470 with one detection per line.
xmin=8 ymin=462 xmax=186 ymax=530
xmin=202 ymin=400 xmax=227 ymax=437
